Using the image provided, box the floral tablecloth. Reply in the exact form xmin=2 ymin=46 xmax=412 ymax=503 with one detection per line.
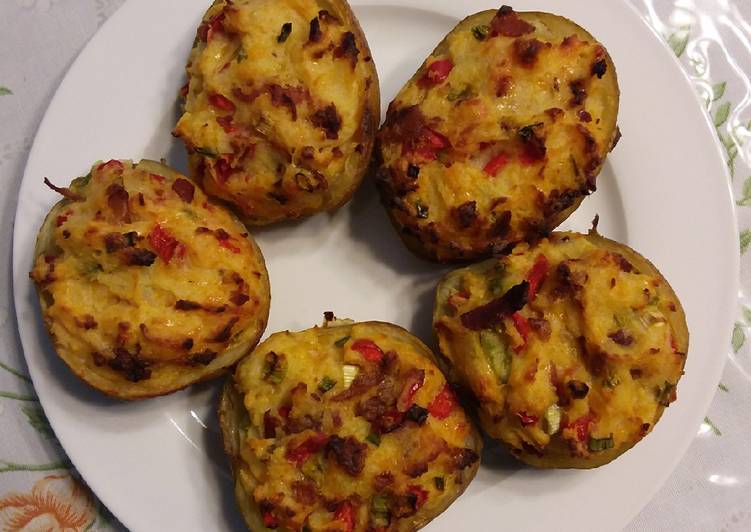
xmin=1 ymin=0 xmax=750 ymax=530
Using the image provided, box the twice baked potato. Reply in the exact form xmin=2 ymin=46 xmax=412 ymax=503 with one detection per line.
xmin=174 ymin=0 xmax=380 ymax=225
xmin=30 ymin=159 xmax=270 ymax=399
xmin=433 ymin=231 xmax=688 ymax=468
xmin=220 ymin=317 xmax=482 ymax=531
xmin=374 ymin=6 xmax=620 ymax=262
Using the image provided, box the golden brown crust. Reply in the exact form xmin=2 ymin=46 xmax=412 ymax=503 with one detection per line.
xmin=374 ymin=7 xmax=620 ymax=262
xmin=220 ymin=319 xmax=482 ymax=531
xmin=30 ymin=159 xmax=270 ymax=400
xmin=433 ymin=232 xmax=688 ymax=468
xmin=174 ymin=0 xmax=380 ymax=226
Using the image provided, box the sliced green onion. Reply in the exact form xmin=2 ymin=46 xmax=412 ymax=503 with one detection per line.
xmin=235 ymin=45 xmax=247 ymax=63
xmin=342 ymin=364 xmax=359 ymax=389
xmin=472 ymin=25 xmax=490 ymax=41
xmin=334 ymin=336 xmax=350 ymax=348
xmin=262 ymin=352 xmax=286 ymax=384
xmin=277 ymin=22 xmax=292 ymax=43
xmin=366 ymin=432 xmax=381 ymax=446
xmin=603 ymin=373 xmax=620 ymax=388
xmin=415 ymin=202 xmax=429 ymax=219
xmin=479 ymin=330 xmax=511 ymax=384
xmin=318 ymin=376 xmax=336 ymax=394
xmin=195 ymin=147 xmax=217 ymax=158
xmin=657 ymin=381 xmax=675 ymax=407
xmin=447 ymin=85 xmax=475 ymax=102
xmin=588 ymin=435 xmax=615 ymax=452
xmin=543 ymin=404 xmax=562 ymax=435
xmin=370 ymin=494 xmax=390 ymax=527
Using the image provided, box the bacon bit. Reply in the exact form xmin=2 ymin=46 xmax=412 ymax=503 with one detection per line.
xmin=496 ymin=75 xmax=513 ymax=97
xmin=428 ymin=384 xmax=456 ymax=419
xmin=351 ymin=339 xmax=383 ymax=362
xmin=420 ymin=59 xmax=453 ymax=87
xmin=561 ymin=34 xmax=583 ymax=48
xmin=334 ymin=501 xmax=355 ymax=532
xmin=216 ymin=115 xmax=237 ymax=133
xmin=172 ymin=178 xmax=195 ymax=203
xmin=286 ymin=432 xmax=329 ymax=466
xmin=397 ymin=369 xmax=425 ymax=412
xmin=484 ymin=153 xmax=510 ymax=176
xmin=407 ymin=486 xmax=429 ymax=509
xmin=149 ymin=173 xmax=165 ymax=183
xmin=609 ymin=329 xmax=634 ymax=346
xmin=516 ymin=411 xmax=538 ymax=426
xmin=670 ymin=336 xmax=679 ymax=352
xmin=269 ymin=84 xmax=299 ymax=121
xmin=308 ymin=16 xmax=323 ymax=43
xmin=179 ymin=82 xmax=189 ymax=99
xmin=513 ymin=38 xmax=544 ymax=68
xmin=43 ymin=178 xmax=83 ymax=202
xmin=122 ymin=248 xmax=157 ymax=266
xmin=219 ymin=239 xmax=241 ymax=253
xmin=148 ymin=224 xmax=179 ymax=263
xmin=527 ymin=255 xmax=550 ymax=299
xmin=511 ymin=312 xmax=531 ymax=352
xmin=278 ymin=405 xmax=291 ymax=419
xmin=578 ymin=109 xmax=592 ymax=122
xmin=569 ymin=79 xmax=587 ymax=106
xmin=97 ymin=159 xmax=124 ymax=172
xmin=490 ymin=5 xmax=535 ymax=37
xmin=518 ymin=126 xmax=547 ymax=164
xmin=460 ymin=281 xmax=529 ymax=331
xmin=592 ymin=59 xmax=608 ymax=78
xmin=263 ymin=411 xmax=280 ymax=438
xmin=55 ymin=214 xmax=69 ymax=227
xmin=565 ymin=415 xmax=592 ymax=442
xmin=208 ymin=93 xmax=235 ymax=112
xmin=106 ymin=183 xmax=130 ymax=222
xmin=210 ymin=317 xmax=239 ymax=343
xmin=232 ymin=86 xmax=262 ymax=103
xmin=334 ymin=31 xmax=360 ymax=67
xmin=311 ymin=104 xmax=342 ymax=140
xmin=214 ymin=158 xmax=234 ymax=182
xmin=198 ymin=13 xmax=225 ymax=43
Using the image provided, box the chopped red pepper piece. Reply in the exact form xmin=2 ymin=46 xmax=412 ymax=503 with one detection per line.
xmin=262 ymin=511 xmax=278 ymax=529
xmin=396 ymin=369 xmax=425 ymax=412
xmin=511 ymin=312 xmax=530 ymax=352
xmin=527 ymin=254 xmax=550 ymax=299
xmin=334 ymin=501 xmax=355 ymax=532
xmin=216 ymin=115 xmax=237 ymax=134
xmin=407 ymin=485 xmax=429 ymax=509
xmin=285 ymin=432 xmax=329 ymax=467
xmin=97 ymin=159 xmax=123 ymax=172
xmin=483 ymin=153 xmax=510 ymax=176
xmin=565 ymin=415 xmax=592 ymax=442
xmin=404 ymin=127 xmax=451 ymax=162
xmin=428 ymin=384 xmax=456 ymax=419
xmin=351 ymin=339 xmax=383 ymax=362
xmin=208 ymin=93 xmax=236 ymax=112
xmin=516 ymin=411 xmax=538 ymax=426
xmin=148 ymin=224 xmax=179 ymax=264
xmin=420 ymin=59 xmax=454 ymax=87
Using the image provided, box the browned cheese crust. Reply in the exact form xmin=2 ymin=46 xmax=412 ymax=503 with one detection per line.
xmin=374 ymin=6 xmax=620 ymax=262
xmin=174 ymin=0 xmax=380 ymax=225
xmin=30 ymin=160 xmax=270 ymax=399
xmin=220 ymin=319 xmax=482 ymax=531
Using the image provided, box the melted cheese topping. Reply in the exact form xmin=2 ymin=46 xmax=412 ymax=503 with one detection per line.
xmin=229 ymin=320 xmax=481 ymax=531
xmin=375 ymin=8 xmax=619 ymax=261
xmin=434 ymin=232 xmax=687 ymax=467
xmin=174 ymin=0 xmax=379 ymax=225
xmin=30 ymin=160 xmax=269 ymax=396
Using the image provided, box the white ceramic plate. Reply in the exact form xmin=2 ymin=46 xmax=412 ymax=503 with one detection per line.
xmin=12 ymin=0 xmax=738 ymax=530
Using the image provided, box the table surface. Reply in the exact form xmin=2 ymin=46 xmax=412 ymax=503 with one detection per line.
xmin=1 ymin=0 xmax=750 ymax=530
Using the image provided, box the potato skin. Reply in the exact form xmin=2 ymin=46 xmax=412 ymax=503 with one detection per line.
xmin=219 ymin=319 xmax=482 ymax=531
xmin=174 ymin=0 xmax=380 ymax=226
xmin=433 ymin=232 xmax=688 ymax=468
xmin=374 ymin=7 xmax=620 ymax=262
xmin=30 ymin=160 xmax=270 ymax=400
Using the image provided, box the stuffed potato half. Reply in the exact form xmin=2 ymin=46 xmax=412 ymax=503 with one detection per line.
xmin=374 ymin=6 xmax=620 ymax=262
xmin=433 ymin=232 xmax=688 ymax=468
xmin=30 ymin=159 xmax=270 ymax=399
xmin=220 ymin=318 xmax=482 ymax=531
xmin=174 ymin=0 xmax=380 ymax=225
